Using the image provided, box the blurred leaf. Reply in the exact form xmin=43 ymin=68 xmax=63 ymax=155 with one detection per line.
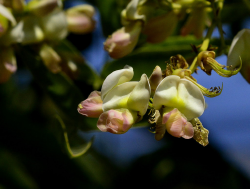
xmin=101 ymin=36 xmax=223 ymax=81
xmin=221 ymin=4 xmax=249 ymax=24
xmin=0 ymin=148 xmax=38 ymax=189
xmin=55 ymin=40 xmax=102 ymax=90
xmin=17 ymin=47 xmax=97 ymax=131
xmin=55 ymin=114 xmax=93 ymax=158
xmin=101 ymin=36 xmax=201 ymax=80
xmin=18 ymin=47 xmax=82 ymax=118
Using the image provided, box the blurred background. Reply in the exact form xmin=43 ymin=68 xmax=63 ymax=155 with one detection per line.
xmin=1 ymin=0 xmax=250 ymax=188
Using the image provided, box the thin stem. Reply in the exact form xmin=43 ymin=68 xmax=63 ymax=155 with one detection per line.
xmin=189 ymin=0 xmax=224 ymax=73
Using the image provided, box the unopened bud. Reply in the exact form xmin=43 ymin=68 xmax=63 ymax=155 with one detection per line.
xmin=77 ymin=91 xmax=103 ymax=118
xmin=97 ymin=109 xmax=138 ymax=134
xmin=39 ymin=44 xmax=61 ymax=73
xmin=149 ymin=66 xmax=162 ymax=95
xmin=66 ymin=5 xmax=95 ymax=34
xmin=27 ymin=0 xmax=61 ymax=17
xmin=104 ymin=21 xmax=142 ymax=59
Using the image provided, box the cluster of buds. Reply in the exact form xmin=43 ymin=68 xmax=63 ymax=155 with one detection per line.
xmin=78 ymin=50 xmax=241 ymax=146
xmin=0 ymin=0 xmax=96 ymax=83
xmin=104 ymin=0 xmax=212 ymax=59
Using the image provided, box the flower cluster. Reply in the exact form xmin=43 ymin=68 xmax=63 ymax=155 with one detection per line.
xmin=78 ymin=66 xmax=151 ymax=134
xmin=78 ymin=50 xmax=241 ymax=146
xmin=0 ymin=0 xmax=96 ymax=83
xmin=104 ymin=0 xmax=211 ymax=59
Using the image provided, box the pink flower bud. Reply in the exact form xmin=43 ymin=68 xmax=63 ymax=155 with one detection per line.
xmin=66 ymin=4 xmax=95 ymax=34
xmin=104 ymin=21 xmax=142 ymax=59
xmin=162 ymin=108 xmax=194 ymax=139
xmin=77 ymin=91 xmax=103 ymax=118
xmin=97 ymin=109 xmax=137 ymax=134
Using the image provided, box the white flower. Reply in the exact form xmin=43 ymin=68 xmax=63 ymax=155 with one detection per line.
xmin=153 ymin=75 xmax=205 ymax=139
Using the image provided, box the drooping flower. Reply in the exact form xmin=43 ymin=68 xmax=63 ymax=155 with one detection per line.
xmin=103 ymin=21 xmax=142 ymax=59
xmin=66 ymin=4 xmax=95 ymax=34
xmin=153 ymin=75 xmax=205 ymax=140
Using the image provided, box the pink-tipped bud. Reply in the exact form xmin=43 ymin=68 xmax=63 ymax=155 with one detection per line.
xmin=143 ymin=11 xmax=178 ymax=43
xmin=104 ymin=21 xmax=142 ymax=59
xmin=0 ymin=47 xmax=17 ymax=83
xmin=149 ymin=66 xmax=162 ymax=95
xmin=27 ymin=0 xmax=61 ymax=17
xmin=77 ymin=91 xmax=103 ymax=118
xmin=97 ymin=109 xmax=137 ymax=134
xmin=163 ymin=108 xmax=194 ymax=139
xmin=39 ymin=44 xmax=61 ymax=74
xmin=66 ymin=4 xmax=95 ymax=34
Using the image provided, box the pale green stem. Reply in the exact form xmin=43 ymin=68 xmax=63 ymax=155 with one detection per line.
xmin=189 ymin=1 xmax=224 ymax=73
xmin=189 ymin=21 xmax=216 ymax=73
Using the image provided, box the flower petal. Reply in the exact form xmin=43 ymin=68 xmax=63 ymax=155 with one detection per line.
xmin=227 ymin=29 xmax=250 ymax=83
xmin=101 ymin=65 xmax=133 ymax=100
xmin=153 ymin=75 xmax=205 ymax=120
xmin=102 ymin=81 xmax=138 ymax=111
xmin=40 ymin=9 xmax=68 ymax=41
xmin=127 ymin=74 xmax=151 ymax=116
xmin=97 ymin=109 xmax=137 ymax=134
xmin=0 ymin=4 xmax=16 ymax=26
xmin=163 ymin=108 xmax=194 ymax=139
xmin=77 ymin=91 xmax=103 ymax=118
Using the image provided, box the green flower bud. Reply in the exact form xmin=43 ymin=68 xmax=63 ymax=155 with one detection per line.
xmin=66 ymin=4 xmax=95 ymax=34
xmin=27 ymin=0 xmax=61 ymax=17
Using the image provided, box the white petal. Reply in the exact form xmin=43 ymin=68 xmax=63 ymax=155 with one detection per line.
xmin=153 ymin=75 xmax=205 ymax=120
xmin=40 ymin=9 xmax=68 ymax=41
xmin=125 ymin=0 xmax=145 ymax=21
xmin=2 ymin=16 xmax=44 ymax=45
xmin=177 ymin=79 xmax=205 ymax=120
xmin=127 ymin=74 xmax=151 ymax=116
xmin=102 ymin=82 xmax=138 ymax=112
xmin=153 ymin=75 xmax=179 ymax=110
xmin=101 ymin=65 xmax=133 ymax=100
xmin=0 ymin=4 xmax=16 ymax=26
xmin=227 ymin=29 xmax=250 ymax=68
